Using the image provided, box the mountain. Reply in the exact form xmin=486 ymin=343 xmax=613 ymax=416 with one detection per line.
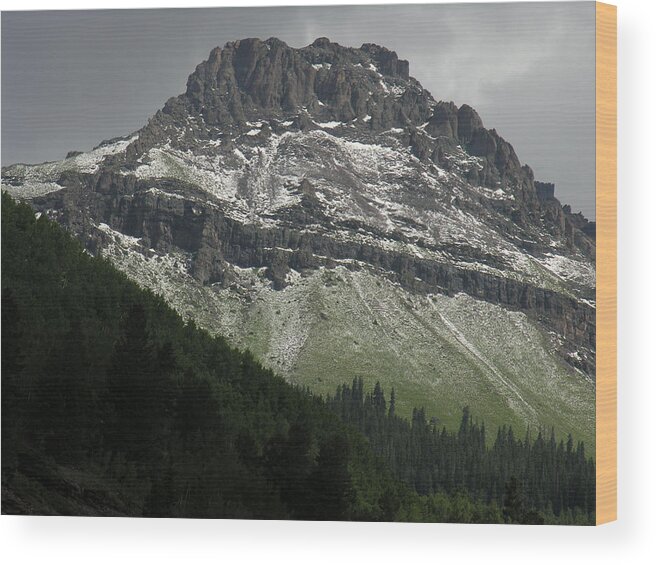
xmin=1 ymin=194 xmax=595 ymax=523
xmin=1 ymin=37 xmax=596 ymax=447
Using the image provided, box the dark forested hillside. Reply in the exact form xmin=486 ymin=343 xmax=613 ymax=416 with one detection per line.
xmin=0 ymin=193 xmax=398 ymax=520
xmin=1 ymin=194 xmax=593 ymax=523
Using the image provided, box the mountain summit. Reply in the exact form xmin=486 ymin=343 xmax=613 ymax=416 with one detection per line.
xmin=1 ymin=38 xmax=596 ymax=445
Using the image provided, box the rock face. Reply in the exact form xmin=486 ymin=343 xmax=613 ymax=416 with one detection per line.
xmin=535 ymin=181 xmax=556 ymax=201
xmin=182 ymin=38 xmax=413 ymax=123
xmin=37 ymin=177 xmax=595 ymax=355
xmin=2 ymin=37 xmax=596 ymax=443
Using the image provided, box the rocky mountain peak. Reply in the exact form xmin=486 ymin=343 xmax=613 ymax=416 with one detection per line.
xmin=176 ymin=36 xmax=424 ymax=129
xmin=90 ymin=38 xmax=595 ymax=268
xmin=136 ymin=38 xmax=548 ymax=212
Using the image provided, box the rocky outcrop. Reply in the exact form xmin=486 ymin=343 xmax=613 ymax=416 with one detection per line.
xmin=33 ymin=174 xmax=596 ymax=359
xmin=172 ymin=37 xmax=427 ymax=129
xmin=535 ymin=181 xmax=555 ymax=201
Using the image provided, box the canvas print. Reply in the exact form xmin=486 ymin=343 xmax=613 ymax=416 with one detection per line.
xmin=1 ymin=3 xmax=602 ymax=523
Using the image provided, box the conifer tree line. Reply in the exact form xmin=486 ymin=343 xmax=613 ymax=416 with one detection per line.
xmin=1 ymin=194 xmax=594 ymax=524
xmin=327 ymin=378 xmax=595 ymax=523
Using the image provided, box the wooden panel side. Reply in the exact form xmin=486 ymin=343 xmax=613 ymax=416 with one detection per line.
xmin=595 ymin=1 xmax=617 ymax=526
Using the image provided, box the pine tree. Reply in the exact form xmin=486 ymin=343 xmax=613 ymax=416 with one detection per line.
xmin=308 ymin=433 xmax=353 ymax=520
xmin=503 ymin=476 xmax=525 ymax=523
xmin=388 ymin=388 xmax=396 ymax=419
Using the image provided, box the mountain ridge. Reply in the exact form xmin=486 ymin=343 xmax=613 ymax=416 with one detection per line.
xmin=1 ymin=37 xmax=596 ymax=447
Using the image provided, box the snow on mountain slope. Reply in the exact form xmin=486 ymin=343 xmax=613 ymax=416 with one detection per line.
xmin=1 ymin=37 xmax=596 ymax=447
xmin=2 ymin=136 xmax=137 ymax=198
xmin=3 ymin=126 xmax=593 ymax=297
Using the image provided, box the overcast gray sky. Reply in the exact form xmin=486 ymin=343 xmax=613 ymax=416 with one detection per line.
xmin=1 ymin=2 xmax=596 ymax=218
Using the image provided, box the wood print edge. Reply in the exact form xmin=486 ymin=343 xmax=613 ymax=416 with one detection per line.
xmin=595 ymin=1 xmax=617 ymax=526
